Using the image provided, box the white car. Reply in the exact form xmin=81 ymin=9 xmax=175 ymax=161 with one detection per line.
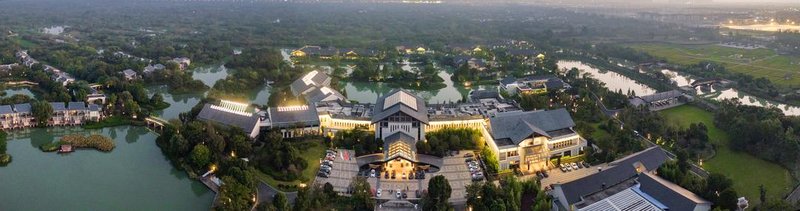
xmin=571 ymin=163 xmax=579 ymax=169
xmin=370 ymin=169 xmax=376 ymax=178
xmin=396 ymin=189 xmax=402 ymax=199
xmin=377 ymin=188 xmax=382 ymax=197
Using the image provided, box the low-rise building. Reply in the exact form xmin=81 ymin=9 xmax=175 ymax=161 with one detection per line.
xmin=304 ymin=86 xmax=347 ymax=104
xmin=486 ymin=109 xmax=586 ymax=171
xmin=290 ymin=70 xmax=332 ymax=96
xmin=500 ymin=75 xmax=570 ymax=95
xmin=265 ymin=104 xmax=321 ymax=138
xmin=196 ymin=100 xmax=261 ymax=138
xmin=550 ymin=147 xmax=684 ymax=210
xmin=121 ymin=69 xmax=138 ymax=80
xmin=171 ymin=57 xmax=191 ymax=70
xmin=142 ymin=64 xmax=165 ymax=75
xmin=629 ymin=90 xmax=687 ymax=111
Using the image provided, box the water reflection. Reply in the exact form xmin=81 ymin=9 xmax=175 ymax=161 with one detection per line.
xmin=660 ymin=69 xmax=694 ymax=87
xmin=558 ymin=60 xmax=656 ymax=96
xmin=342 ymin=67 xmax=477 ymax=103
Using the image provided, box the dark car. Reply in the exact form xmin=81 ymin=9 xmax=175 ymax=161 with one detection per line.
xmin=317 ymin=172 xmax=329 ymax=178
xmin=582 ymin=161 xmax=590 ymax=168
xmin=384 ymin=171 xmax=389 ymax=179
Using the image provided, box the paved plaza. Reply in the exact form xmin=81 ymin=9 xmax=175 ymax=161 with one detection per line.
xmin=313 ymin=150 xmax=477 ymax=205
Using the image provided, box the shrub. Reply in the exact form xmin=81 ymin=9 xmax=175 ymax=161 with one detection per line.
xmin=0 ymin=154 xmax=11 ymax=166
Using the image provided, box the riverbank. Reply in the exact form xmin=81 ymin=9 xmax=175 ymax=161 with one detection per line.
xmin=661 ymin=105 xmax=793 ymax=204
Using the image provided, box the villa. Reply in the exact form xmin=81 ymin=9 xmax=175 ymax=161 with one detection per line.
xmin=628 ymin=90 xmax=689 ymax=111
xmin=500 ymin=75 xmax=570 ymax=95
xmin=0 ymin=102 xmax=102 ymax=130
xmin=289 ymin=70 xmax=331 ymax=96
xmin=121 ymin=69 xmax=138 ymax=81
xmin=142 ymin=64 xmax=166 ymax=75
xmin=171 ymin=57 xmax=191 ymax=70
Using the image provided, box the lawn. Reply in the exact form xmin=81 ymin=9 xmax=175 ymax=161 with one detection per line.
xmin=629 ymin=43 xmax=800 ymax=88
xmin=661 ymin=105 xmax=793 ymax=203
xmin=250 ymin=138 xmax=327 ymax=191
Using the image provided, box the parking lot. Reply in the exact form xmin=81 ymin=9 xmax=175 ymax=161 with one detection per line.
xmin=313 ymin=150 xmax=359 ymax=193
xmin=432 ymin=153 xmax=476 ymax=203
xmin=539 ymin=162 xmax=610 ymax=188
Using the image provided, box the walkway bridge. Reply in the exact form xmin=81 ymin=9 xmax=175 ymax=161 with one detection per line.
xmin=144 ymin=116 xmax=169 ymax=132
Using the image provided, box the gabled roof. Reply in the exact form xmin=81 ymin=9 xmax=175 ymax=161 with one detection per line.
xmin=50 ymin=102 xmax=67 ymax=111
xmin=0 ymin=105 xmax=14 ymax=115
xmin=500 ymin=76 xmax=518 ymax=86
xmin=638 ymin=90 xmax=682 ymax=103
xmin=372 ymin=90 xmax=428 ymax=123
xmin=489 ymin=109 xmax=576 ymax=145
xmin=638 ymin=172 xmax=712 ymax=211
xmin=68 ymin=102 xmax=87 ymax=110
xmin=290 ymin=70 xmax=331 ymax=96
xmin=197 ymin=103 xmax=261 ymax=132
xmin=268 ymin=104 xmax=320 ymax=128
xmin=305 ymin=86 xmax=347 ymax=104
xmin=13 ymin=103 xmax=31 ymax=113
xmin=122 ymin=69 xmax=136 ymax=76
xmin=555 ymin=147 xmax=670 ymax=206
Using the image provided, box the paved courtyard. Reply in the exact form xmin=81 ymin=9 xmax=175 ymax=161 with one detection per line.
xmin=314 ymin=150 xmax=477 ymax=205
xmin=539 ymin=163 xmax=609 ymax=188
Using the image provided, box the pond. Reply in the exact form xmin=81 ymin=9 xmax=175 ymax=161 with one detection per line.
xmin=343 ymin=67 xmax=486 ymax=104
xmin=558 ymin=60 xmax=657 ymax=96
xmin=149 ymin=64 xmax=271 ymax=121
xmin=0 ymin=126 xmax=213 ymax=210
xmin=2 ymin=87 xmax=36 ymax=98
xmin=660 ymin=69 xmax=695 ymax=87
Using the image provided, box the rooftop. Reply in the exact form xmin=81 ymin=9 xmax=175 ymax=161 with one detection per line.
xmin=197 ymin=103 xmax=261 ymax=132
xmin=489 ymin=109 xmax=576 ymax=145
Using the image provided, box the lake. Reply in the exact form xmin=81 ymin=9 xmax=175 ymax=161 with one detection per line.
xmin=722 ymin=24 xmax=800 ymax=32
xmin=149 ymin=64 xmax=271 ymax=121
xmin=558 ymin=60 xmax=657 ymax=96
xmin=0 ymin=126 xmax=214 ymax=211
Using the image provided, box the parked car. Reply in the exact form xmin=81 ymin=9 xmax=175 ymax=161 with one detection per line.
xmin=317 ymin=172 xmax=329 ymax=178
xmin=384 ymin=171 xmax=389 ymax=179
xmin=391 ymin=171 xmax=396 ymax=179
xmin=396 ymin=189 xmax=402 ymax=199
xmin=541 ymin=171 xmax=549 ymax=178
xmin=370 ymin=169 xmax=376 ymax=178
xmin=464 ymin=153 xmax=474 ymax=158
xmin=377 ymin=188 xmax=382 ymax=197
xmin=581 ymin=161 xmax=590 ymax=168
xmin=402 ymin=191 xmax=408 ymax=199
xmin=571 ymin=162 xmax=579 ymax=169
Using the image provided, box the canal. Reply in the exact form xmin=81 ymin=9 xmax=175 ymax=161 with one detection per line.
xmin=0 ymin=126 xmax=213 ymax=210
xmin=557 ymin=60 xmax=657 ymax=96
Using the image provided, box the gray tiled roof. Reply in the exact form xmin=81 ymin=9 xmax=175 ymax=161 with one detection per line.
xmin=383 ymin=132 xmax=418 ymax=150
xmin=290 ymin=70 xmax=331 ymax=96
xmin=500 ymin=76 xmax=517 ymax=86
xmin=638 ymin=172 xmax=712 ymax=211
xmin=638 ymin=90 xmax=682 ymax=103
xmin=489 ymin=109 xmax=575 ymax=145
xmin=556 ymin=146 xmax=670 ymax=206
xmin=469 ymin=90 xmax=500 ymax=102
xmin=0 ymin=105 xmax=13 ymax=115
xmin=304 ymin=86 xmax=346 ymax=103
xmin=68 ymin=102 xmax=87 ymax=110
xmin=267 ymin=104 xmax=320 ymax=128
xmin=13 ymin=103 xmax=31 ymax=113
xmin=50 ymin=102 xmax=66 ymax=111
xmin=371 ymin=90 xmax=429 ymax=123
xmin=197 ymin=104 xmax=260 ymax=132
xmin=122 ymin=69 xmax=136 ymax=76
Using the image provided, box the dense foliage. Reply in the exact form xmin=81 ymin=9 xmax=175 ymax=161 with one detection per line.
xmin=0 ymin=131 xmax=9 ymax=166
xmin=715 ymin=100 xmax=800 ymax=173
xmin=254 ymin=132 xmax=309 ymax=181
xmin=330 ymin=126 xmax=381 ymax=156
xmin=466 ymin=176 xmax=550 ymax=211
xmin=421 ymin=175 xmax=452 ymax=211
xmin=418 ymin=127 xmax=483 ymax=157
xmin=658 ymin=159 xmax=739 ymax=210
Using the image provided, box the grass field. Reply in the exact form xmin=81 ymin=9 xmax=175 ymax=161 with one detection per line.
xmin=661 ymin=105 xmax=793 ymax=203
xmin=251 ymin=139 xmax=327 ymax=191
xmin=630 ymin=44 xmax=800 ymax=88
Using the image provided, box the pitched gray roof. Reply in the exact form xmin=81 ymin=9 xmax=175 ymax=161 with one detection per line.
xmin=0 ymin=105 xmax=13 ymax=115
xmin=122 ymin=69 xmax=136 ymax=76
xmin=469 ymin=90 xmax=501 ymax=102
xmin=197 ymin=104 xmax=260 ymax=132
xmin=13 ymin=103 xmax=31 ymax=113
xmin=500 ymin=76 xmax=517 ymax=86
xmin=50 ymin=102 xmax=66 ymax=111
xmin=638 ymin=172 xmax=712 ymax=211
xmin=489 ymin=109 xmax=575 ymax=145
xmin=371 ymin=90 xmax=429 ymax=123
xmin=268 ymin=104 xmax=320 ymax=128
xmin=638 ymin=90 xmax=682 ymax=103
xmin=383 ymin=132 xmax=418 ymax=161
xmin=304 ymin=86 xmax=346 ymax=103
xmin=556 ymin=146 xmax=670 ymax=206
xmin=68 ymin=102 xmax=86 ymax=110
xmin=290 ymin=70 xmax=331 ymax=96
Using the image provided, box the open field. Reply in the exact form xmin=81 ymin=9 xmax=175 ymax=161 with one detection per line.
xmin=661 ymin=105 xmax=794 ymax=203
xmin=251 ymin=139 xmax=327 ymax=191
xmin=629 ymin=44 xmax=800 ymax=88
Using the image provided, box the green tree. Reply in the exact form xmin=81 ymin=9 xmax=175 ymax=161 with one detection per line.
xmin=423 ymin=175 xmax=452 ymax=211
xmin=349 ymin=177 xmax=374 ymax=211
xmin=273 ymin=192 xmax=290 ymax=211
xmin=31 ymin=100 xmax=53 ymax=127
xmin=190 ymin=144 xmax=212 ymax=169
